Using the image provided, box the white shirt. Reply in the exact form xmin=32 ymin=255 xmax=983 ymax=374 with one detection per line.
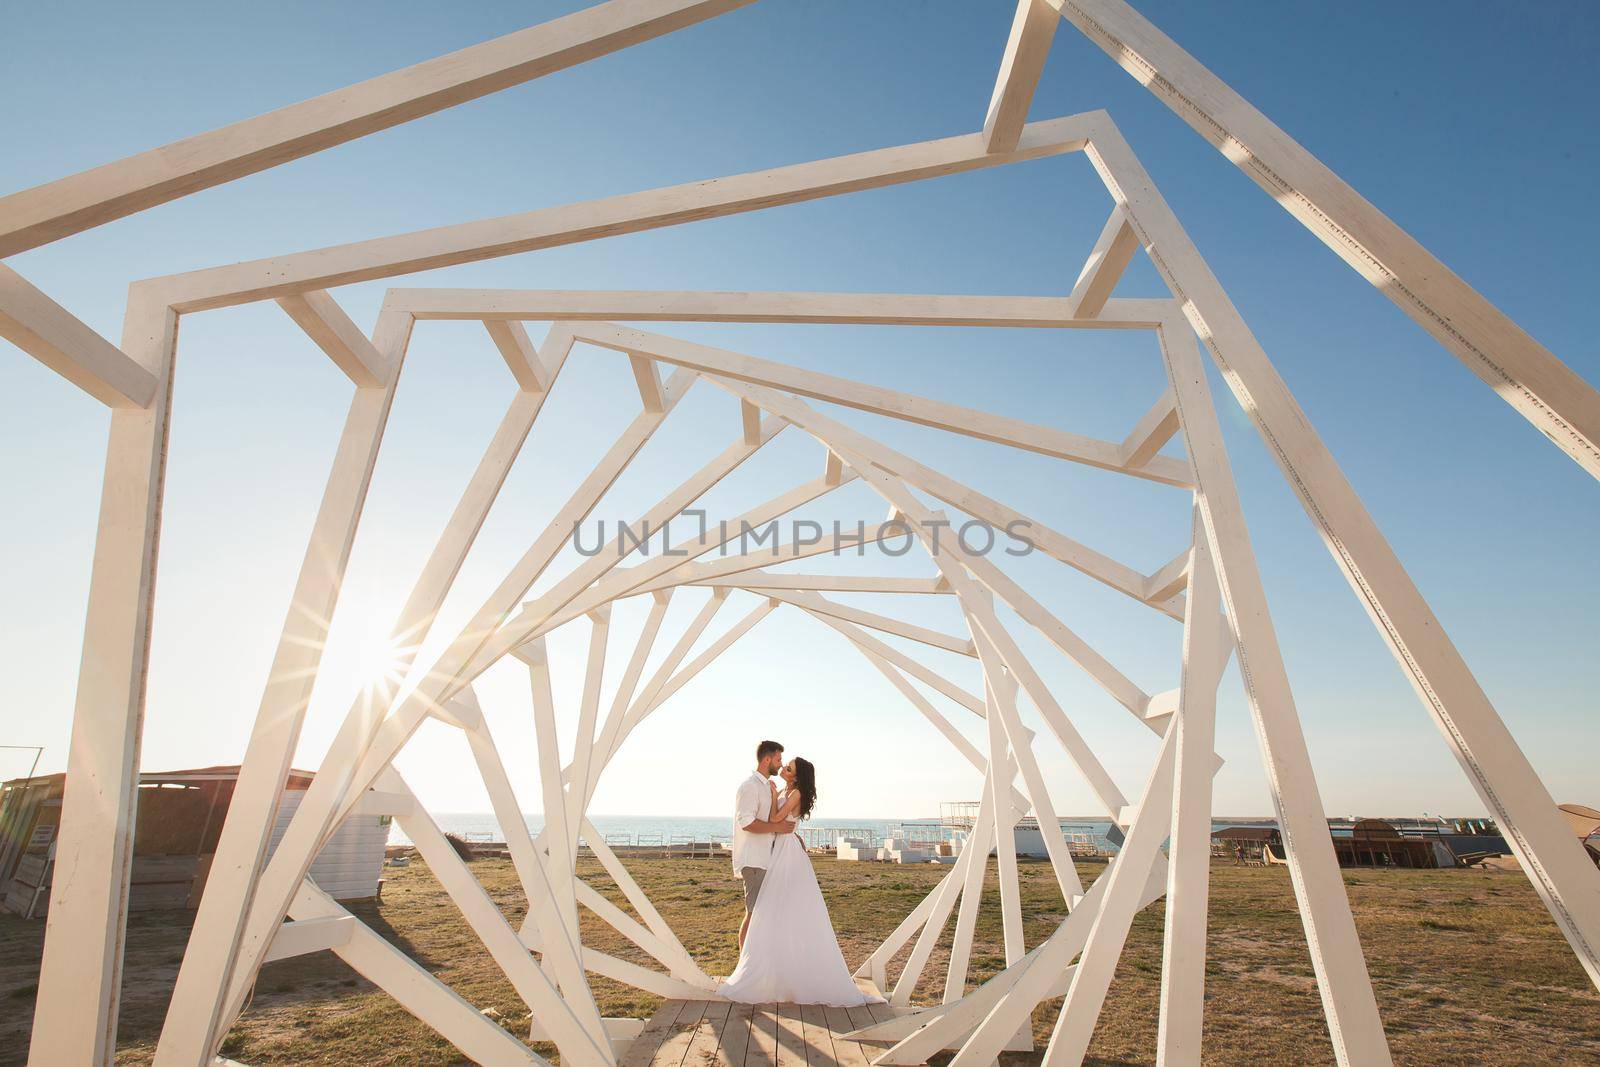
xmin=732 ymin=771 xmax=776 ymax=873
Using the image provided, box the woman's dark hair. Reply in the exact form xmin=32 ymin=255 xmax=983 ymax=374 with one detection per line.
xmin=791 ymin=757 xmax=817 ymax=821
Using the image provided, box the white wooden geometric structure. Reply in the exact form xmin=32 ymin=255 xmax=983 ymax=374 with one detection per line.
xmin=5 ymin=2 xmax=1599 ymax=1065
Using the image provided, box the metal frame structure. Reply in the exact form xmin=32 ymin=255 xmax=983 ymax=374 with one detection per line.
xmin=3 ymin=1 xmax=1597 ymax=1064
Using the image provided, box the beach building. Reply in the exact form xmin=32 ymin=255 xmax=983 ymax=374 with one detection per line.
xmin=0 ymin=765 xmax=387 ymax=917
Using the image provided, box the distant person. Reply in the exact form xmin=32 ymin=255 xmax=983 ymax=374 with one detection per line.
xmin=1234 ymin=843 xmax=1246 ymax=865
xmin=718 ymin=741 xmax=882 ymax=1007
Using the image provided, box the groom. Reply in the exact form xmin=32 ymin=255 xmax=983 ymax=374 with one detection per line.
xmin=732 ymin=739 xmax=796 ymax=949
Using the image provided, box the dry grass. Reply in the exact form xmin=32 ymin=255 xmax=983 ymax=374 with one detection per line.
xmin=2 ymin=854 xmax=1597 ymax=1064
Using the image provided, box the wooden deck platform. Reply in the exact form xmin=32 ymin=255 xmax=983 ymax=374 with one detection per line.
xmin=622 ymin=988 xmax=916 ymax=1067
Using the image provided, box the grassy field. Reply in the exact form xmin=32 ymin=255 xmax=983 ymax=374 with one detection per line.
xmin=3 ymin=853 xmax=1598 ymax=1065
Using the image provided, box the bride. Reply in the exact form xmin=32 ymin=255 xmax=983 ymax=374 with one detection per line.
xmin=718 ymin=757 xmax=883 ymax=1006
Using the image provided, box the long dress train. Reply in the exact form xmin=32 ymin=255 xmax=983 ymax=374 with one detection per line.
xmin=717 ymin=831 xmax=881 ymax=1006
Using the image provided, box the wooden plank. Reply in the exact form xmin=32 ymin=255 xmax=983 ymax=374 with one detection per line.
xmin=743 ymin=1006 xmax=780 ymax=1067
xmin=983 ymin=0 xmax=1060 ymax=153
xmin=570 ymin=322 xmax=1190 ymax=486
xmin=0 ymin=263 xmax=156 ymax=407
xmin=1119 ymin=388 xmax=1179 ymax=467
xmin=774 ymin=1004 xmax=807 ymax=1067
xmin=1094 ymin=123 xmax=1600 ymax=997
xmin=716 ymin=1003 xmax=758 ymax=1067
xmin=484 ymin=320 xmax=551 ymax=391
xmin=846 ymin=1006 xmax=880 ymax=1034
xmin=159 ymin=310 xmax=412 ymax=1064
xmin=28 ymin=294 xmax=174 ymax=1067
xmin=822 ymin=1008 xmax=871 ymax=1067
xmin=1058 ymin=0 xmax=1600 ymax=477
xmin=388 ymin=288 xmax=1171 ymax=328
xmin=798 ymin=1004 xmax=838 ymax=1067
xmin=145 ymin=115 xmax=1102 ymax=312
xmin=1067 ymin=204 xmax=1139 ymax=318
xmin=622 ymin=999 xmax=692 ymax=1067
xmin=654 ymin=1000 xmax=710 ymax=1067
xmin=0 ymin=0 xmax=753 ymax=256
xmin=276 ymin=289 xmax=391 ymax=385
xmin=682 ymin=999 xmax=735 ymax=1067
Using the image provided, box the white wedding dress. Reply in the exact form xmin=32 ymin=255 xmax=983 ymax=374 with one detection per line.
xmin=717 ymin=793 xmax=881 ymax=1007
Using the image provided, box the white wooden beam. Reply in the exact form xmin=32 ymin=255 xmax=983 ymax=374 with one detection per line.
xmin=141 ymin=115 xmax=1103 ymax=312
xmin=30 ymin=293 xmax=174 ymax=1067
xmin=262 ymin=915 xmax=355 ymax=964
xmin=386 ymin=287 xmax=1172 ymax=329
xmin=983 ymin=0 xmax=1060 ymax=153
xmin=757 ymin=589 xmax=974 ymax=658
xmin=1153 ymin=312 xmax=1392 ymax=1064
xmin=699 ymin=573 xmax=945 ymax=595
xmin=1067 ymin=204 xmax=1139 ymax=318
xmin=0 ymin=263 xmax=157 ymax=407
xmin=627 ymin=352 xmax=665 ymax=411
xmin=276 ymin=289 xmax=392 ymax=385
xmin=1156 ymin=511 xmax=1225 ymax=1065
xmin=1142 ymin=545 xmax=1191 ymax=603
xmin=289 ymin=882 xmax=544 ymax=1066
xmin=484 ymin=319 xmax=550 ymax=391
xmin=0 ymin=0 xmax=754 ymax=256
xmin=1095 ymin=114 xmax=1600 ymax=1000
xmin=1120 ymin=388 xmax=1180 ymax=467
xmin=158 ymin=309 xmax=413 ymax=1065
xmin=569 ymin=321 xmax=1191 ymax=486
xmin=740 ymin=398 xmax=761 ymax=444
xmin=1055 ymin=0 xmax=1600 ymax=477
xmin=215 ymin=362 xmax=692 ymax=1037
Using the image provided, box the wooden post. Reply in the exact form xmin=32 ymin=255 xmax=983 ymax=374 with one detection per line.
xmin=29 ymin=293 xmax=175 ymax=1067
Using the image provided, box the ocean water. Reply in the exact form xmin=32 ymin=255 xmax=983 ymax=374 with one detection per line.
xmin=386 ymin=813 xmax=1188 ymax=851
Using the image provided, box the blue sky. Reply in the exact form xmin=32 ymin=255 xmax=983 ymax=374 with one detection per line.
xmin=2 ymin=1 xmax=1596 ymax=821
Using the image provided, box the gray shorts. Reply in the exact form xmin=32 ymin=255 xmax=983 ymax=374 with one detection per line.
xmin=740 ymin=866 xmax=766 ymax=916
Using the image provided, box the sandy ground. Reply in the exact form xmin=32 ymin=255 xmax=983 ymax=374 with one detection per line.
xmin=3 ymin=855 xmax=1599 ymax=1064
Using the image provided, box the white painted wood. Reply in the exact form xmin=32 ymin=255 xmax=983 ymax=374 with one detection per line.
xmin=484 ymin=320 xmax=551 ymax=391
xmin=1038 ymin=721 xmax=1179 ymax=1067
xmin=942 ymin=765 xmax=998 ymax=1003
xmin=579 ymin=825 xmax=705 ymax=980
xmin=892 ymin=785 xmax=985 ymax=1004
xmin=262 ymin=916 xmax=355 ymax=964
xmin=387 ymin=771 xmax=609 ymax=1063
xmin=146 ymin=116 xmax=1102 ymax=312
xmin=387 ymin=287 xmax=1173 ymax=329
xmin=1156 ymin=511 xmax=1225 ymax=1066
xmin=1119 ymin=388 xmax=1180 ymax=467
xmin=289 ymin=881 xmax=545 ymax=1066
xmin=0 ymin=263 xmax=157 ymax=407
xmin=627 ymin=352 xmax=666 ymax=411
xmin=983 ymin=0 xmax=1059 ymax=153
xmin=210 ymin=334 xmax=602 ymax=1034
xmin=755 ymin=589 xmax=974 ymax=657
xmin=1151 ymin=312 xmax=1391 ymax=1064
xmin=159 ymin=309 xmax=411 ymax=1065
xmin=276 ymin=289 xmax=392 ymax=386
xmin=581 ymin=592 xmax=673 ymax=808
xmin=1066 ymin=205 xmax=1139 ymax=318
xmin=785 ymin=599 xmax=986 ymax=716
xmin=1142 ymin=545 xmax=1191 ymax=603
xmin=566 ymin=608 xmax=612 ymax=850
xmin=986 ymin=670 xmax=1027 ymax=968
xmin=1055 ymin=0 xmax=1600 ymax=477
xmin=1096 ymin=119 xmax=1600 ymax=996
xmin=740 ymin=398 xmax=762 ymax=444
xmin=0 ymin=0 xmax=754 ymax=256
xmin=30 ymin=293 xmax=174 ymax=1067
xmin=524 ymin=638 xmax=585 ymax=995
xmin=570 ymin=322 xmax=1191 ymax=486
xmin=968 ymin=627 xmax=1086 ymax=903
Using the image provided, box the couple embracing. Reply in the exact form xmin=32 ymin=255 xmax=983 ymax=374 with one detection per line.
xmin=716 ymin=740 xmax=882 ymax=1007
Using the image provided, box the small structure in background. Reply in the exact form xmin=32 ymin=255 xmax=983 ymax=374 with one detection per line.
xmin=0 ymin=765 xmax=387 ymax=917
xmin=1212 ymin=826 xmax=1280 ymax=864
